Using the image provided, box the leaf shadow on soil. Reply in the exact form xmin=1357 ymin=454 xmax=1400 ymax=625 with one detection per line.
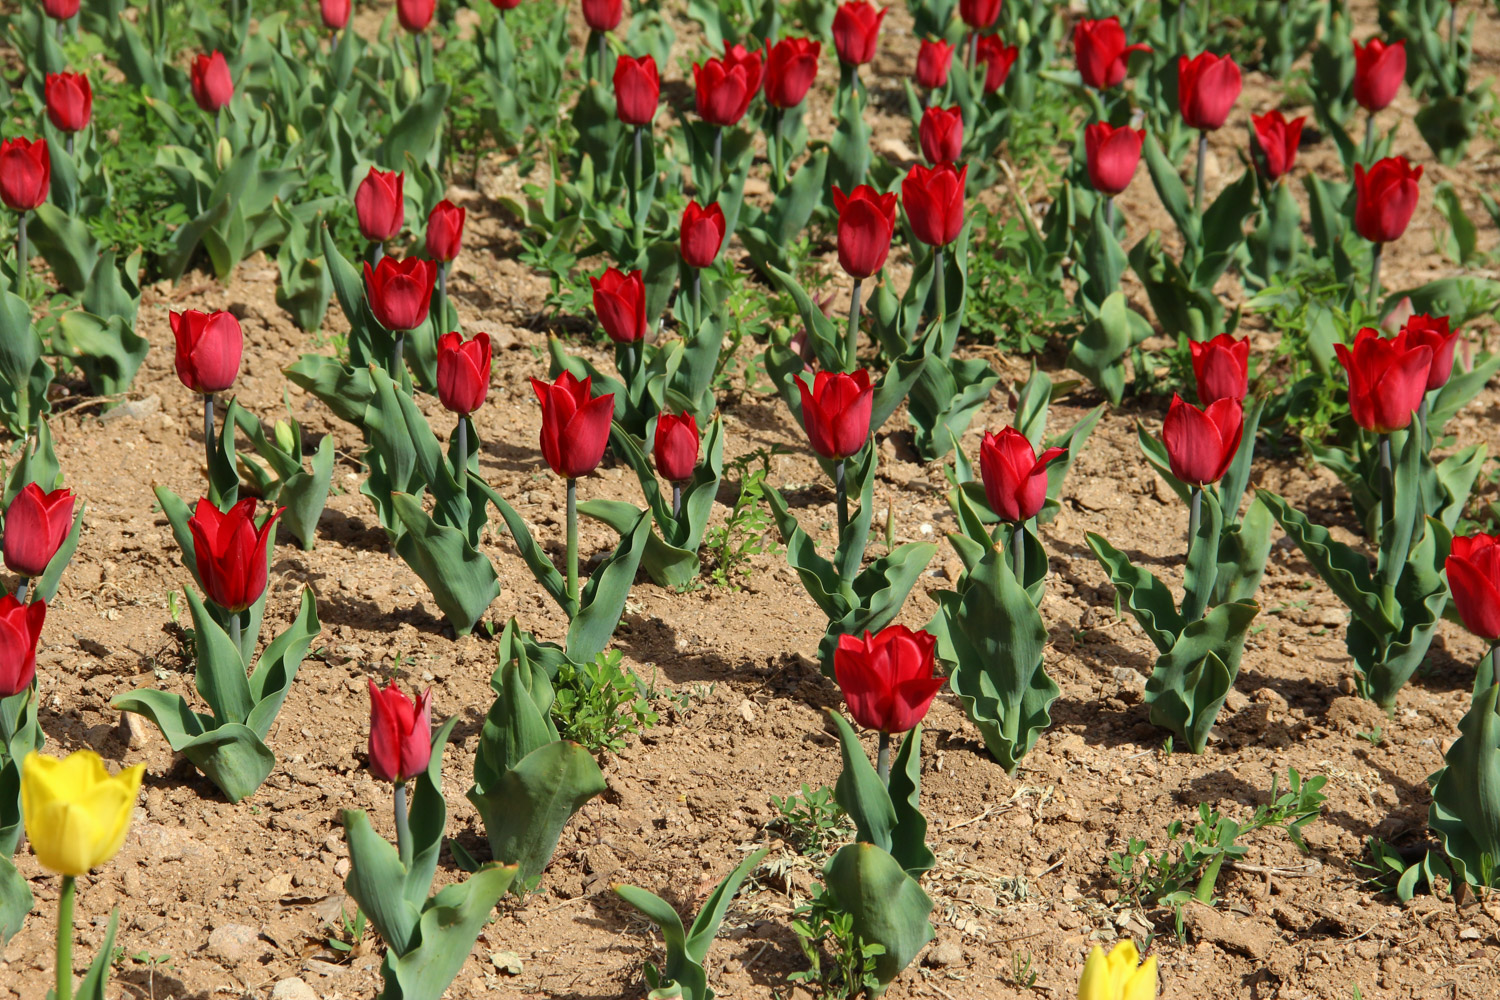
xmin=115 ymin=970 xmax=204 ymax=1000
xmin=299 ymin=505 xmax=391 ymax=552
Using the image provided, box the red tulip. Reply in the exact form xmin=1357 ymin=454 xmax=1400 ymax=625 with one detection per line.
xmin=901 ymin=162 xmax=966 ymax=247
xmin=1189 ymin=334 xmax=1250 ymax=405
xmin=188 ymin=498 xmax=282 ymax=613
xmin=919 ymin=105 xmax=964 ymax=165
xmin=979 ymin=428 xmax=1065 ymax=523
xmin=832 ymin=184 xmax=898 ymax=280
xmin=1177 ymin=52 xmax=1241 ymax=131
xmin=680 ymin=201 xmax=726 ymax=269
xmin=531 ymin=372 xmax=614 ymax=480
xmin=959 ymin=0 xmax=1001 ymax=30
xmin=0 ymin=595 xmax=45 ymax=698
xmin=1084 ymin=122 xmax=1144 ymax=196
xmin=916 ymin=38 xmax=955 ymax=90
xmin=490 ymin=0 xmax=521 ymax=9
xmin=1335 ymin=327 xmax=1432 ymax=434
xmin=976 ymin=35 xmax=1018 ymax=94
xmin=354 ymin=167 xmax=404 ymax=243
xmin=3 ymin=484 xmax=77 ymax=578
xmin=694 ymin=45 xmax=763 ymax=126
xmin=590 ymin=267 xmax=647 ymax=344
xmin=436 ymin=332 xmax=491 ymax=416
xmin=0 ymin=138 xmax=50 ymax=212
xmin=581 ymin=0 xmax=622 ymax=31
xmin=44 ymin=73 xmax=92 ymax=133
xmin=425 ymin=199 xmax=465 ymax=263
xmin=190 ymin=52 xmax=234 ymax=113
xmin=834 ymin=625 xmax=943 ymax=735
xmin=367 ymin=680 xmax=433 ymax=784
xmin=1074 ymin=17 xmax=1150 ymax=90
xmin=1402 ymin=314 xmax=1460 ymax=391
xmin=396 ymin=0 xmax=434 ymax=33
xmin=1353 ymin=156 xmax=1422 ymax=244
xmin=171 ymin=309 xmax=243 ymax=395
xmin=764 ymin=37 xmax=821 ymax=109
xmin=614 ymin=54 xmax=660 ymax=126
xmin=797 ymin=370 xmax=873 ymax=461
xmin=654 ymin=412 xmax=700 ymax=483
xmin=1250 ymin=110 xmax=1304 ymax=182
xmin=1353 ymin=38 xmax=1406 ymax=113
xmin=1162 ymin=394 xmax=1243 ymax=486
xmin=42 ymin=0 xmax=78 ymax=18
xmin=364 ymin=257 xmax=436 ymax=332
xmin=833 ymin=1 xmax=885 ymax=67
xmin=1447 ymin=534 xmax=1500 ymax=641
xmin=320 ymin=0 xmax=350 ymax=30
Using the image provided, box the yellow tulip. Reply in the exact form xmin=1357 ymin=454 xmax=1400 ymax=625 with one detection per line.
xmin=1078 ymin=940 xmax=1158 ymax=1000
xmin=21 ymin=750 xmax=144 ymax=877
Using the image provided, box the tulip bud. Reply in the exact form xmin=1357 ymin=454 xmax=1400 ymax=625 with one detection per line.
xmin=654 ymin=412 xmax=701 ymax=483
xmin=44 ymin=72 xmax=93 ymax=134
xmin=832 ymin=184 xmax=898 ymax=281
xmin=797 ymin=370 xmax=873 ymax=461
xmin=42 ymin=0 xmax=80 ymax=20
xmin=355 ymin=167 xmax=405 ymax=244
xmin=1083 ymin=122 xmax=1144 ymax=196
xmin=1250 ymin=110 xmax=1304 ymax=182
xmin=532 ymin=372 xmax=615 ymax=480
xmin=188 ymin=498 xmax=283 ymax=613
xmin=274 ymin=419 xmax=298 ymax=454
xmin=1353 ymin=156 xmax=1422 ymax=245
xmin=367 ymin=680 xmax=433 ymax=784
xmin=581 ymin=0 xmax=623 ymax=32
xmin=1078 ymin=941 xmax=1157 ymax=1000
xmin=901 ymin=162 xmax=966 ymax=247
xmin=1401 ymin=314 xmax=1460 ymax=390
xmin=915 ymin=38 xmax=955 ymax=91
xmin=3 ymin=484 xmax=78 ymax=579
xmin=0 ymin=595 xmax=45 ymax=698
xmin=190 ymin=52 xmax=234 ymax=113
xmin=693 ymin=44 xmax=764 ymax=127
xmin=320 ymin=0 xmax=351 ymax=30
xmin=400 ymin=65 xmax=421 ymax=104
xmin=976 ymin=36 xmax=1018 ymax=93
xmin=285 ymin=123 xmax=301 ymax=145
xmin=426 ymin=199 xmax=466 ymax=263
xmin=437 ymin=332 xmax=492 ymax=416
xmin=764 ymin=37 xmax=821 ymax=109
xmin=1353 ymin=38 xmax=1406 ymax=113
xmin=214 ymin=135 xmax=233 ymax=172
xmin=978 ymin=428 xmax=1065 ymax=523
xmin=832 ymin=1 xmax=886 ymax=67
xmin=1177 ymin=51 xmax=1242 ymax=131
xmin=680 ymin=201 xmax=727 ymax=269
xmin=21 ymin=750 xmax=144 ymax=877
xmin=0 ymin=137 xmax=50 ymax=213
xmin=919 ymin=106 xmax=964 ymax=165
xmin=1074 ymin=17 xmax=1151 ymax=91
xmin=363 ymin=257 xmax=436 ymax=333
xmin=590 ymin=267 xmax=647 ymax=344
xmin=396 ymin=0 xmax=435 ymax=33
xmin=958 ymin=0 xmax=1000 ymax=31
xmin=1335 ymin=327 xmax=1432 ymax=433
xmin=834 ymin=625 xmax=943 ymax=735
xmin=1162 ymin=394 xmax=1243 ymax=486
xmin=614 ymin=54 xmax=661 ymax=126
xmin=1447 ymin=534 xmax=1500 ymax=641
xmin=171 ymin=309 xmax=243 ymax=394
xmin=1188 ymin=334 xmax=1250 ymax=404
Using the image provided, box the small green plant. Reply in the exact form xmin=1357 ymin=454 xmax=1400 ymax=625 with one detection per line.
xmin=324 ymin=904 xmax=367 ymax=956
xmin=770 ymin=784 xmax=851 ymax=857
xmin=1357 ymin=727 xmax=1383 ymax=747
xmin=1008 ymin=950 xmax=1039 ymax=990
xmin=702 ymin=463 xmax=781 ymax=591
xmin=965 ymin=212 xmax=1077 ymax=356
xmin=787 ymin=887 xmax=885 ymax=999
xmin=551 ymin=650 xmax=659 ymax=753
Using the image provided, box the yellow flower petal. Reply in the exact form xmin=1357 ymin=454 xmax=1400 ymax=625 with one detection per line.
xmin=1122 ymin=956 xmax=1158 ymax=1000
xmin=1078 ymin=946 xmax=1111 ymax=1000
xmin=21 ymin=751 xmax=143 ymax=877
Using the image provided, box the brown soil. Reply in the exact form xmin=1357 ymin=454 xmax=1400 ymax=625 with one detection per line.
xmin=3 ymin=1 xmax=1500 ymax=999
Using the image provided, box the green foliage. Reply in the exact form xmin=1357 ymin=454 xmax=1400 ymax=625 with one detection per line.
xmin=770 ymin=784 xmax=851 ymax=858
xmin=787 ymin=886 xmax=885 ymax=999
xmin=703 ymin=464 xmax=780 ymax=591
xmin=551 ymin=649 xmax=659 ymax=754
xmin=964 ymin=212 xmax=1077 ymax=357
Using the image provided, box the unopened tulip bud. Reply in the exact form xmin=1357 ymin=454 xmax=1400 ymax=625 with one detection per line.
xmin=274 ymin=420 xmax=297 ymax=453
xmin=215 ymin=136 xmax=233 ymax=172
xmin=400 ymin=66 xmax=421 ymax=104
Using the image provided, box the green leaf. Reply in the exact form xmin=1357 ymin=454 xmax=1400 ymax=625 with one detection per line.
xmin=379 ymin=84 xmax=451 ymax=170
xmin=1376 ymin=426 xmax=1422 ymax=594
xmin=1258 ymin=490 xmax=1393 ymax=635
xmin=343 ymin=808 xmax=424 ymax=956
xmin=685 ymin=846 xmax=769 ymax=964
xmin=1349 ymin=517 xmax=1450 ymax=711
xmin=1429 ymin=681 xmax=1500 ymax=887
xmin=0 ymin=854 xmax=31 ymax=946
xmin=1142 ymin=130 xmax=1195 ymax=244
xmin=70 ymin=908 xmax=119 ymax=1000
xmin=764 ymin=482 xmax=849 ymax=622
xmin=567 ymin=506 xmax=652 ymax=664
xmin=244 ymin=587 xmax=321 ymax=742
xmin=1085 ymin=532 xmax=1185 ymax=653
xmin=1145 ymin=602 xmax=1260 ymax=754
xmin=1182 ymin=489 xmax=1224 ymax=622
xmin=185 ymin=590 xmax=254 ymax=725
xmin=57 ymin=312 xmax=149 ymax=399
xmin=830 ymin=710 xmax=897 ymax=856
xmin=822 ymin=843 xmax=935 ymax=991
xmin=885 ymin=726 xmax=934 ymax=878
xmin=1067 ymin=291 xmax=1135 ymax=404
xmin=381 ymin=864 xmax=519 ymax=1000
xmin=178 ymin=724 xmax=277 ymax=804
xmin=392 ymin=492 xmax=501 ymax=636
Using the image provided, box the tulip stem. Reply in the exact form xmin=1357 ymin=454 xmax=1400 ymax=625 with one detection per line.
xmin=597 ymin=31 xmax=608 ymax=83
xmin=15 ymin=210 xmax=28 ymax=298
xmin=876 ymin=731 xmax=891 ymax=786
xmin=834 ymin=459 xmax=848 ymax=539
xmin=1367 ymin=243 xmax=1383 ymax=318
xmin=14 ymin=578 xmax=29 ymax=604
xmin=846 ymin=278 xmax=863 ymax=371
xmin=691 ymin=269 xmax=702 ymax=330
xmin=392 ymin=332 xmax=405 ymax=379
xmin=767 ymin=108 xmax=784 ymax=191
xmin=1363 ymin=113 xmax=1376 ymax=163
xmin=435 ymin=261 xmax=449 ymax=334
xmin=368 ymin=242 xmax=384 ymax=268
xmin=1417 ymin=397 xmax=1429 ymax=450
xmin=566 ymin=478 xmax=579 ymax=607
xmin=1378 ymin=434 xmax=1395 ymax=544
xmin=630 ymin=124 xmax=644 ymax=244
xmin=65 ymin=133 xmax=74 ymax=157
xmin=455 ymin=417 xmax=468 ymax=492
xmin=393 ymin=781 xmax=413 ymax=872
xmin=227 ymin=611 xmax=243 ymax=663
xmin=1104 ymin=197 xmax=1116 ymax=233
xmin=1193 ymin=132 xmax=1207 ymax=213
xmin=932 ymin=246 xmax=946 ymax=329
xmin=1450 ymin=3 xmax=1459 ymax=63
xmin=1479 ymin=643 xmax=1498 ymax=693
xmin=1011 ymin=522 xmax=1025 ymax=585
xmin=672 ymin=483 xmax=682 ymax=519
xmin=203 ymin=393 xmax=216 ymax=480
xmin=55 ymin=874 xmax=75 ymax=1000
xmin=1187 ymin=487 xmax=1203 ymax=556
xmin=710 ymin=127 xmax=723 ymax=200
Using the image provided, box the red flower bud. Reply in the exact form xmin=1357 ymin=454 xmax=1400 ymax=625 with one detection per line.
xmin=764 ymin=37 xmax=821 ymax=109
xmin=834 ymin=625 xmax=943 ymax=735
xmin=367 ymin=680 xmax=432 ymax=784
xmin=188 ymin=498 xmax=282 ymax=613
xmin=1177 ymin=52 xmax=1241 ymax=131
xmin=589 ymin=267 xmax=647 ymax=344
xmin=42 ymin=0 xmax=79 ymax=18
xmin=1335 ymin=328 xmax=1432 ymax=433
xmin=1074 ymin=17 xmax=1150 ymax=90
xmin=1401 ymin=314 xmax=1460 ymax=390
xmin=1250 ymin=110 xmax=1304 ymax=182
xmin=901 ymin=162 xmax=966 ymax=247
xmin=919 ymin=106 xmax=964 ymax=165
xmin=1353 ymin=38 xmax=1406 ymax=112
xmin=171 ymin=309 xmax=243 ymax=395
xmin=0 ymin=137 xmax=50 ymax=213
xmin=581 ymin=0 xmax=622 ymax=32
xmin=614 ymin=54 xmax=661 ymax=126
xmin=958 ymin=0 xmax=1001 ymax=30
xmin=0 ymin=595 xmax=44 ymax=698
xmin=397 ymin=0 xmax=435 ymax=33
xmin=436 ymin=332 xmax=491 ymax=416
xmin=832 ymin=184 xmax=897 ymax=280
xmin=797 ymin=369 xmax=873 ymax=460
xmin=916 ymin=38 xmax=954 ymax=90
xmin=654 ymin=412 xmax=700 ymax=483
xmin=693 ymin=45 xmax=763 ymax=127
xmin=320 ymin=0 xmax=351 ymax=30
xmin=1188 ymin=333 xmax=1250 ymax=405
xmin=833 ymin=1 xmax=885 ymax=67
xmin=531 ymin=372 xmax=614 ymax=480
xmin=3 ymin=484 xmax=77 ymax=578
xmin=1084 ymin=122 xmax=1144 ymax=196
xmin=1162 ymin=394 xmax=1243 ymax=486
xmin=190 ymin=52 xmax=234 ymax=113
xmin=1447 ymin=534 xmax=1500 ymax=641
xmin=44 ymin=73 xmax=92 ymax=133
xmin=354 ymin=167 xmax=405 ymax=244
xmin=363 ymin=257 xmax=436 ymax=333
xmin=680 ymin=201 xmax=726 ymax=269
xmin=1353 ymin=156 xmax=1422 ymax=244
xmin=979 ymin=428 xmax=1065 ymax=523
xmin=425 ymin=199 xmax=465 ymax=263
xmin=976 ymin=35 xmax=1018 ymax=93
xmin=490 ymin=0 xmax=521 ymax=8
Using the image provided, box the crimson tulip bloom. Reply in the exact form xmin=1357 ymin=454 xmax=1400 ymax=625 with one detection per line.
xmin=797 ymin=370 xmax=873 ymax=461
xmin=1402 ymin=314 xmax=1460 ymax=390
xmin=320 ymin=0 xmax=350 ymax=30
xmin=919 ymin=106 xmax=963 ymax=165
xmin=1353 ymin=157 xmax=1422 ymax=245
xmin=436 ymin=332 xmax=491 ymax=416
xmin=1162 ymin=395 xmax=1243 ymax=486
xmin=1177 ymin=52 xmax=1241 ymax=131
xmin=490 ymin=0 xmax=521 ymax=9
xmin=425 ymin=199 xmax=465 ymax=263
xmin=42 ymin=0 xmax=78 ymax=18
xmin=0 ymin=138 xmax=50 ymax=213
xmin=44 ymin=73 xmax=92 ymax=133
xmin=979 ymin=428 xmax=1065 ymax=523
xmin=1074 ymin=17 xmax=1150 ymax=91
xmin=833 ymin=185 xmax=897 ymax=280
xmin=1189 ymin=334 xmax=1250 ymax=405
xmin=1353 ymin=38 xmax=1406 ymax=113
xmin=1335 ymin=328 xmax=1432 ymax=433
xmin=171 ymin=309 xmax=243 ymax=395
xmin=916 ymin=39 xmax=955 ymax=90
xmin=764 ymin=37 xmax=820 ymax=109
xmin=1084 ymin=123 xmax=1144 ymax=196
xmin=531 ymin=372 xmax=614 ymax=480
xmin=355 ymin=167 xmax=404 ymax=243
xmin=367 ymin=680 xmax=433 ymax=784
xmin=680 ymin=201 xmax=726 ymax=269
xmin=364 ymin=257 xmax=436 ymax=332
xmin=190 ymin=52 xmax=234 ymax=112
xmin=1447 ymin=534 xmax=1500 ymax=641
xmin=0 ymin=595 xmax=45 ymax=698
xmin=654 ymin=412 xmax=700 ymax=483
xmin=1250 ymin=110 xmax=1304 ymax=182
xmin=3 ymin=485 xmax=77 ymax=579
xmin=189 ymin=498 xmax=283 ymax=613
xmin=833 ymin=1 xmax=885 ymax=67
xmin=694 ymin=45 xmax=763 ymax=126
xmin=976 ymin=36 xmax=1018 ymax=94
xmin=614 ymin=55 xmax=660 ymax=126
xmin=902 ymin=162 xmax=966 ymax=247
xmin=590 ymin=267 xmax=647 ymax=344
xmin=959 ymin=0 xmax=1001 ymax=30
xmin=396 ymin=0 xmax=434 ymax=33
xmin=834 ymin=625 xmax=943 ymax=735
xmin=581 ymin=0 xmax=622 ymax=31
